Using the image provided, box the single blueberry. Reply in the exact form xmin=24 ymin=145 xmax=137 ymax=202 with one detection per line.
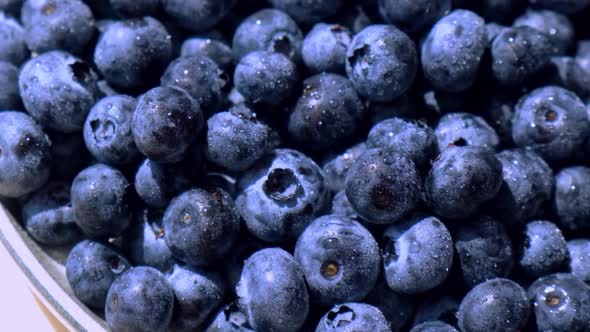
xmin=410 ymin=321 xmax=458 ymax=332
xmin=302 ymin=23 xmax=352 ymax=74
xmin=315 ymin=303 xmax=392 ymax=332
xmin=0 ymin=12 xmax=27 ymax=65
xmin=517 ymin=220 xmax=570 ymax=279
xmin=568 ymin=239 xmax=590 ymax=283
xmin=513 ymin=9 xmax=574 ymax=54
xmin=554 ymin=166 xmax=590 ymax=231
xmin=434 ymin=112 xmax=499 ymax=152
xmin=180 ymin=36 xmax=233 ymax=71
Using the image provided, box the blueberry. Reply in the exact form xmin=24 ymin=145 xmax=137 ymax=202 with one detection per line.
xmin=19 ymin=51 xmax=100 ymax=133
xmin=167 ymin=264 xmax=225 ymax=332
xmin=487 ymin=149 xmax=553 ymax=227
xmin=491 ymin=26 xmax=554 ymax=87
xmin=180 ymin=37 xmax=233 ymax=71
xmin=22 ymin=181 xmax=81 ymax=246
xmin=132 ymin=86 xmax=204 ymax=163
xmin=302 ymin=23 xmax=352 ymax=74
xmin=367 ymin=117 xmax=436 ymax=170
xmin=0 ymin=111 xmax=51 ymax=198
xmin=554 ymin=166 xmax=590 ymax=231
xmin=237 ymin=248 xmax=309 ymax=332
xmin=378 ymin=0 xmax=451 ymax=34
xmin=123 ymin=209 xmax=175 ymax=272
xmin=134 ymin=158 xmax=197 ymax=209
xmin=548 ymin=56 xmax=590 ymax=99
xmin=454 ymin=216 xmax=514 ymax=287
xmin=294 ymin=215 xmax=380 ymax=306
xmin=383 ymin=214 xmax=453 ymax=294
xmin=83 ymin=95 xmax=139 ymax=165
xmin=528 ymin=273 xmax=590 ymax=331
xmin=162 ymin=0 xmax=235 ymax=33
xmin=513 ymin=9 xmax=574 ymax=54
xmin=330 ymin=190 xmax=358 ymax=219
xmin=109 ymin=0 xmax=159 ymax=17
xmin=345 ymin=148 xmax=422 ymax=224
xmin=105 ymin=266 xmax=174 ymax=332
xmin=206 ymin=302 xmax=255 ymax=332
xmin=206 ymin=105 xmax=278 ymax=172
xmin=512 ymin=86 xmax=590 ymax=163
xmin=486 ymin=22 xmax=508 ymax=42
xmin=568 ymin=239 xmax=590 ymax=283
xmin=66 ymin=240 xmax=131 ymax=309
xmin=528 ymin=0 xmax=590 ymax=14
xmin=94 ymin=17 xmax=172 ymax=90
xmin=322 ymin=142 xmax=367 ymax=193
xmin=0 ymin=12 xmax=27 ymax=65
xmin=232 ymin=8 xmax=303 ymax=63
xmin=0 ymin=61 xmax=22 ymax=111
xmin=161 ymin=55 xmax=227 ymax=115
xmin=425 ymin=146 xmax=503 ymax=220
xmin=518 ymin=220 xmax=569 ymax=279
xmin=434 ymin=112 xmax=499 ymax=152
xmin=315 ymin=303 xmax=392 ymax=332
xmin=365 ymin=277 xmax=416 ymax=331
xmin=457 ymin=278 xmax=530 ymax=332
xmin=22 ymin=0 xmax=95 ymax=54
xmin=421 ymin=10 xmax=487 ymax=93
xmin=410 ymin=321 xmax=458 ymax=332
xmin=234 ymin=50 xmax=298 ymax=106
xmin=163 ymin=188 xmax=240 ymax=267
xmin=269 ymin=0 xmax=342 ymax=24
xmin=71 ymin=164 xmax=131 ymax=238
xmin=346 ymin=25 xmax=417 ymax=102
xmin=236 ymin=149 xmax=330 ymax=242
xmin=288 ymin=73 xmax=365 ymax=150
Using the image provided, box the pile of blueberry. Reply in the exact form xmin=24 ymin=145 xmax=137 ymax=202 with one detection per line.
xmin=3 ymin=0 xmax=590 ymax=331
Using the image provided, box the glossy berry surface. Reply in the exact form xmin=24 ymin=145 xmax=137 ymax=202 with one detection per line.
xmin=315 ymin=302 xmax=392 ymax=332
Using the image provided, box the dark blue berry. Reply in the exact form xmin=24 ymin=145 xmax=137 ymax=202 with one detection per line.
xmin=162 ymin=0 xmax=235 ymax=33
xmin=302 ymin=23 xmax=351 ymax=74
xmin=0 ymin=12 xmax=27 ymax=65
xmin=513 ymin=9 xmax=574 ymax=54
xmin=410 ymin=321 xmax=458 ymax=332
xmin=322 ymin=142 xmax=366 ymax=193
xmin=378 ymin=0 xmax=451 ymax=33
xmin=315 ymin=303 xmax=392 ymax=332
xmin=554 ymin=166 xmax=590 ymax=231
xmin=568 ymin=239 xmax=590 ymax=283
xmin=518 ymin=220 xmax=569 ymax=279
xmin=434 ymin=112 xmax=499 ymax=152
xmin=0 ymin=62 xmax=22 ymax=111
xmin=180 ymin=36 xmax=233 ymax=71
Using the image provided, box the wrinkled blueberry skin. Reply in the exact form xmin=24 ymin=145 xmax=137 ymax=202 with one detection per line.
xmin=378 ymin=0 xmax=451 ymax=34
xmin=512 ymin=86 xmax=590 ymax=163
xmin=0 ymin=13 xmax=27 ymax=65
xmin=180 ymin=37 xmax=233 ymax=71
xmin=368 ymin=118 xmax=437 ymax=171
xmin=365 ymin=277 xmax=416 ymax=331
xmin=513 ymin=9 xmax=574 ymax=54
xmin=491 ymin=26 xmax=554 ymax=87
xmin=422 ymin=10 xmax=487 ymax=93
xmin=346 ymin=25 xmax=417 ymax=102
xmin=383 ymin=214 xmax=453 ymax=294
xmin=19 ymin=51 xmax=99 ymax=133
xmin=22 ymin=181 xmax=81 ymax=246
xmin=236 ymin=149 xmax=330 ymax=242
xmin=518 ymin=220 xmax=569 ymax=279
xmin=568 ymin=239 xmax=590 ymax=283
xmin=83 ymin=95 xmax=139 ymax=165
xmin=0 ymin=62 xmax=22 ymax=111
xmin=269 ymin=0 xmax=342 ymax=24
xmin=554 ymin=166 xmax=590 ymax=231
xmin=234 ymin=50 xmax=298 ymax=106
xmin=330 ymin=190 xmax=358 ymax=219
xmin=105 ymin=267 xmax=174 ymax=332
xmin=528 ymin=273 xmax=590 ymax=331
xmin=162 ymin=0 xmax=235 ymax=33
xmin=232 ymin=9 xmax=303 ymax=63
xmin=71 ymin=164 xmax=131 ymax=238
xmin=22 ymin=0 xmax=95 ymax=54
xmin=167 ymin=264 xmax=225 ymax=332
xmin=206 ymin=302 xmax=255 ymax=332
xmin=315 ymin=302 xmax=392 ymax=332
xmin=94 ymin=17 xmax=172 ymax=90
xmin=345 ymin=148 xmax=422 ymax=224
xmin=410 ymin=321 xmax=458 ymax=332
xmin=134 ymin=158 xmax=196 ymax=209
xmin=163 ymin=188 xmax=240 ymax=267
xmin=454 ymin=216 xmax=514 ymax=288
xmin=109 ymin=0 xmax=159 ymax=17
xmin=207 ymin=105 xmax=278 ymax=172
xmin=487 ymin=149 xmax=553 ymax=227
xmin=65 ymin=240 xmax=131 ymax=309
xmin=322 ymin=142 xmax=366 ymax=193
xmin=294 ymin=215 xmax=380 ymax=306
xmin=0 ymin=111 xmax=51 ymax=198
xmin=123 ymin=209 xmax=175 ymax=272
xmin=161 ymin=55 xmax=226 ymax=115
xmin=302 ymin=23 xmax=351 ymax=74
xmin=425 ymin=146 xmax=503 ymax=220
xmin=288 ymin=73 xmax=365 ymax=150
xmin=132 ymin=86 xmax=204 ymax=163
xmin=434 ymin=112 xmax=499 ymax=152
xmin=529 ymin=0 xmax=590 ymax=14
xmin=457 ymin=278 xmax=530 ymax=332
xmin=237 ymin=248 xmax=309 ymax=332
